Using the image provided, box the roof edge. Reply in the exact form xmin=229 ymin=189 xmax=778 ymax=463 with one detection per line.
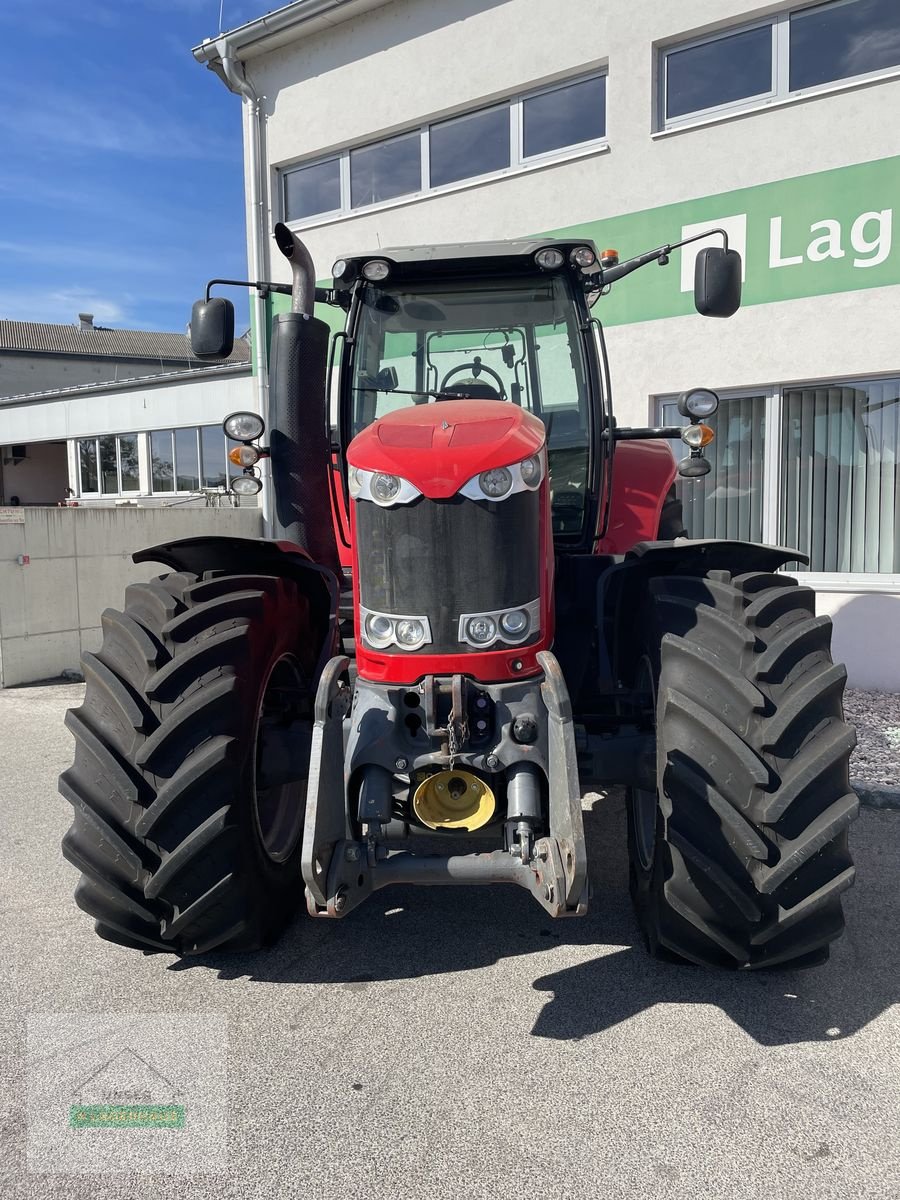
xmin=0 ymin=361 xmax=252 ymax=408
xmin=193 ymin=0 xmax=395 ymax=66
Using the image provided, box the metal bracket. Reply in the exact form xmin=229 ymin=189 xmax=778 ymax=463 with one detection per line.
xmin=301 ymin=654 xmax=351 ymax=907
xmin=537 ymin=650 xmax=589 ymax=910
xmin=309 ymin=837 xmax=586 ymax=920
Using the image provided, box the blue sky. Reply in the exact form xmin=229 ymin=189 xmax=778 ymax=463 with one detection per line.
xmin=0 ymin=0 xmax=269 ymax=333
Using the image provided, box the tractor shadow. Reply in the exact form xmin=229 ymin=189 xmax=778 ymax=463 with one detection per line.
xmin=170 ymin=795 xmax=899 ymax=1048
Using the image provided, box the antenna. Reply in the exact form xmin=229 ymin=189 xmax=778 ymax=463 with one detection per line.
xmin=218 ymin=0 xmax=225 ymax=32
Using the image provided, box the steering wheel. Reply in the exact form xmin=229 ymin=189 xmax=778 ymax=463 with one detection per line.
xmin=439 ymin=356 xmax=506 ymax=400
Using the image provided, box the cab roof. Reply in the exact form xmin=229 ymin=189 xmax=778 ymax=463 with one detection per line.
xmin=333 ymin=237 xmax=600 ymax=286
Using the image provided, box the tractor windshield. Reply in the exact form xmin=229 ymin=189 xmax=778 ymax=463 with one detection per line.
xmin=349 ymin=273 xmax=593 ymax=536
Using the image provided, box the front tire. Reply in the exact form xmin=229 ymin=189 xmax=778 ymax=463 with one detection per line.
xmin=628 ymin=569 xmax=858 ymax=969
xmin=59 ymin=571 xmax=318 ymax=954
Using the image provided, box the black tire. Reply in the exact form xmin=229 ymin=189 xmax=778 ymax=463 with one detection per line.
xmin=59 ymin=571 xmax=319 ymax=955
xmin=627 ymin=568 xmax=858 ymax=970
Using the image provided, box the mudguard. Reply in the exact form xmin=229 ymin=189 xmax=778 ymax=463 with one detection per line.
xmin=134 ymin=535 xmax=341 ymax=682
xmin=596 ymin=538 xmax=809 ymax=692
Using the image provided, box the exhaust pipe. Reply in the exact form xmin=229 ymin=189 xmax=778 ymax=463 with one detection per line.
xmin=273 ymin=221 xmax=316 ymax=316
xmin=266 ymin=222 xmax=340 ymax=571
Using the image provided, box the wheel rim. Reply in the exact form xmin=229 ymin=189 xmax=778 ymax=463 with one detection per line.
xmin=631 ymin=656 xmax=658 ymax=874
xmin=252 ymin=654 xmax=310 ymax=863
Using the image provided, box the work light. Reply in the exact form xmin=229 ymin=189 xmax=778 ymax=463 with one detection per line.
xmin=223 ymin=411 xmax=265 ymax=442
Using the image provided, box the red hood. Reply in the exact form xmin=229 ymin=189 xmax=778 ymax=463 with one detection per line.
xmin=346 ymin=399 xmax=545 ymax=499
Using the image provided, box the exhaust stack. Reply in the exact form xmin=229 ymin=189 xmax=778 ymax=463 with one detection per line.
xmin=266 ymin=222 xmax=340 ymax=572
xmin=273 ymin=221 xmax=316 ymax=316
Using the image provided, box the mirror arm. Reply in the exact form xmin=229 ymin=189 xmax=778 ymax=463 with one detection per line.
xmin=205 ymin=278 xmax=338 ymax=305
xmin=597 ymin=227 xmax=729 ymax=286
xmin=603 ymin=426 xmax=685 ymax=441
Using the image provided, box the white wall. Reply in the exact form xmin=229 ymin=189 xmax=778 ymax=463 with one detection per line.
xmin=0 ymin=507 xmax=263 ymax=688
xmin=815 ymin=591 xmax=900 ymax=692
xmin=0 ymin=365 xmax=253 ymax=444
xmin=242 ymin=0 xmax=900 ymax=425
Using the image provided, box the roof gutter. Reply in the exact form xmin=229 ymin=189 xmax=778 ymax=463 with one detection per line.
xmin=209 ymin=39 xmax=275 ymax=531
xmin=193 ymin=0 xmax=391 ymax=65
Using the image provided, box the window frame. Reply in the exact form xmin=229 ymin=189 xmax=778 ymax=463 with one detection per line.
xmin=656 ymin=375 xmax=900 ymax=589
xmin=150 ymin=425 xmax=233 ymax=497
xmin=77 ymin=433 xmax=142 ymax=498
xmin=658 ymin=0 xmax=900 ymax=131
xmin=281 ymin=152 xmax=344 ymax=225
xmin=280 ymin=69 xmax=609 ymax=228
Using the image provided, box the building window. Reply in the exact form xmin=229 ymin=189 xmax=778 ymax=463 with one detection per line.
xmin=281 ymin=70 xmax=607 ymax=224
xmin=350 ymin=131 xmax=421 ymax=208
xmin=660 ymin=0 xmax=900 ymax=128
xmin=659 ymin=393 xmax=767 ymax=543
xmin=659 ymin=375 xmax=900 ymax=575
xmin=150 ymin=426 xmax=232 ymax=495
xmin=522 ymin=74 xmax=608 ymax=159
xmin=430 ymin=105 xmax=510 ymax=188
xmin=77 ymin=434 xmax=141 ymax=496
xmin=283 ymin=156 xmax=342 ymax=221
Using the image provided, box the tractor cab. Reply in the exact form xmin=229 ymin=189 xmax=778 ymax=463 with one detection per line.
xmin=331 ymin=240 xmax=602 ymax=544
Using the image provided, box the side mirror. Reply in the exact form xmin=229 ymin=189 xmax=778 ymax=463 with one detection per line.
xmin=190 ymin=297 xmax=235 ymax=359
xmin=694 ymin=247 xmax=742 ymax=318
xmin=375 ymin=365 xmax=399 ymax=391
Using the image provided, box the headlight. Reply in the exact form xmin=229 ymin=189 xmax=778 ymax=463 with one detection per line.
xmin=478 ymin=467 xmax=513 ymax=499
xmin=500 ymin=609 xmax=529 ymax=636
xmin=223 ymin=411 xmax=265 ymax=441
xmin=459 ymin=452 xmax=544 ymax=501
xmin=349 ymin=467 xmax=421 ymax=506
xmin=458 ymin=599 xmax=540 ymax=648
xmin=520 ymin=455 xmax=542 ymax=487
xmin=371 ymin=473 xmax=401 ymax=503
xmin=332 ymin=258 xmax=350 ymax=280
xmin=677 ymin=388 xmax=719 ymax=419
xmin=570 ymin=246 xmax=596 ymax=268
xmin=395 ymin=618 xmax=427 ymax=648
xmin=231 ymin=475 xmax=263 ymax=496
xmin=365 ymin=612 xmax=395 ymax=648
xmin=362 ymin=259 xmax=390 ymax=282
xmin=535 ymin=247 xmax=565 ymax=270
xmin=361 ymin=607 xmax=432 ymax=652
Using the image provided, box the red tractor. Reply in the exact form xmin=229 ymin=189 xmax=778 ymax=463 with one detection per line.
xmin=60 ymin=225 xmax=858 ymax=969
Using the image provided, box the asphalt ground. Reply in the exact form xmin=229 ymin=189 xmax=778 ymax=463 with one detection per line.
xmin=1 ymin=683 xmax=898 ymax=1199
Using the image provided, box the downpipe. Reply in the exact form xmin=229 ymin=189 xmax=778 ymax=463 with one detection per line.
xmin=213 ymin=40 xmax=273 ymax=530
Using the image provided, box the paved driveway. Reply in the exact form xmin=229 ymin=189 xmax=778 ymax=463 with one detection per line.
xmin=1 ymin=683 xmax=897 ymax=1199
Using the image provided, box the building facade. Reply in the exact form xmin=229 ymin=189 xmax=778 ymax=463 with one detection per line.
xmin=0 ymin=319 xmax=252 ymax=506
xmin=194 ymin=0 xmax=900 ymax=688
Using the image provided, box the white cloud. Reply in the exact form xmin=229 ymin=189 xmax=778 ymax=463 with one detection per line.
xmin=0 ymin=87 xmax=237 ymax=163
xmin=0 ymin=288 xmax=126 ymax=325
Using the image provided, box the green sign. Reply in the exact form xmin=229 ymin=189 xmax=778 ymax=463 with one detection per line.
xmin=258 ymin=154 xmax=898 ymax=348
xmin=70 ymin=1104 xmax=186 ymax=1129
xmin=547 ymin=154 xmax=900 ymax=326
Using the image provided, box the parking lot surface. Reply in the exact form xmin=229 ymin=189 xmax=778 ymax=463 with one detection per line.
xmin=1 ymin=683 xmax=897 ymax=1199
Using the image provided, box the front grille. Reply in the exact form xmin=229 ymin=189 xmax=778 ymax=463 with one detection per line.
xmin=356 ymin=490 xmax=540 ymax=654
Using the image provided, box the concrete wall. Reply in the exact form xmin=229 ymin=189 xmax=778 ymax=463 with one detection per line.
xmin=813 ymin=591 xmax=900 ymax=693
xmin=0 ymin=507 xmax=262 ymax=687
